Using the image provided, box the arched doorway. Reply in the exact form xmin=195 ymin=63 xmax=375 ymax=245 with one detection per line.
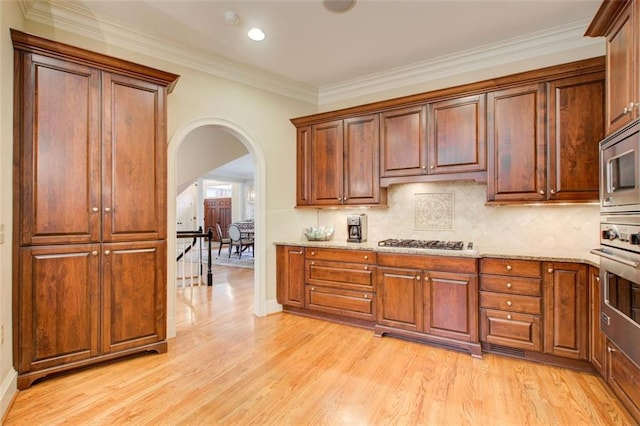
xmin=167 ymin=118 xmax=267 ymax=338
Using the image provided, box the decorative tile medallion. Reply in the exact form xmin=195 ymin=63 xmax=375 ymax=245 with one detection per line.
xmin=415 ymin=192 xmax=454 ymax=230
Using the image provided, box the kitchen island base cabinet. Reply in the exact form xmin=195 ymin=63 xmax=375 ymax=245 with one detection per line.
xmin=374 ymin=253 xmax=481 ymax=358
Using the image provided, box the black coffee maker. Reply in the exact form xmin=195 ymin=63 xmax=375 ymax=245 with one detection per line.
xmin=347 ymin=214 xmax=367 ymax=243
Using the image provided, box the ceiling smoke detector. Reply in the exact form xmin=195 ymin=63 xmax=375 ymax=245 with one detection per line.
xmin=322 ymin=0 xmax=356 ymax=13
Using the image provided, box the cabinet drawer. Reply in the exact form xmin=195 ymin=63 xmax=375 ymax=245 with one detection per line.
xmin=480 ymin=309 xmax=542 ymax=352
xmin=306 ymin=260 xmax=374 ymax=290
xmin=479 ymin=292 xmax=542 ymax=315
xmin=306 ymin=248 xmax=376 ymax=264
xmin=480 ymin=275 xmax=541 ymax=296
xmin=306 ymin=285 xmax=375 ymax=321
xmin=480 ymin=258 xmax=541 ymax=278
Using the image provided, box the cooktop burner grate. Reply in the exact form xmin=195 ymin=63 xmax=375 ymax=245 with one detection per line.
xmin=378 ymin=239 xmax=470 ymax=250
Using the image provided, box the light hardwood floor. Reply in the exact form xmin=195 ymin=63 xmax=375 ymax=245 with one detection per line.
xmin=3 ymin=266 xmax=635 ymax=425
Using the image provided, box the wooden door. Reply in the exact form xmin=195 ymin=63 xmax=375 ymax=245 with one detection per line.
xmin=17 ymin=244 xmax=100 ymax=373
xmin=296 ymin=126 xmax=312 ymax=206
xmin=427 ymin=94 xmax=486 ymax=174
xmin=204 ymin=198 xmax=232 ymax=241
xmin=547 ymin=73 xmax=604 ymax=201
xmin=424 ymin=271 xmax=478 ymax=342
xmin=376 ymin=267 xmax=423 ymax=332
xmin=487 ymin=83 xmax=546 ymax=202
xmin=102 ymin=72 xmax=167 ymax=242
xmin=275 ymin=246 xmax=305 ymax=308
xmin=590 ymin=266 xmax=607 ymax=377
xmin=102 ymin=241 xmax=166 ymax=354
xmin=311 ymin=120 xmax=344 ymax=205
xmin=380 ymin=105 xmax=426 ymax=177
xmin=544 ymin=262 xmax=588 ymax=360
xmin=605 ymin=1 xmax=636 ymax=134
xmin=18 ymin=54 xmax=101 ymax=246
xmin=343 ymin=114 xmax=380 ymax=205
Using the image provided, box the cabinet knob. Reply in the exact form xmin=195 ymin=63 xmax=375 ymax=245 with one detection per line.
xmin=344 ymin=197 xmax=348 ymax=201
xmin=311 ymin=261 xmax=315 ymax=265
xmin=311 ymin=287 xmax=315 ymax=291
xmin=104 ymin=207 xmax=111 ymax=213
xmin=364 ymin=255 xmax=368 ymax=260
xmin=92 ymin=251 xmax=98 ymax=256
xmin=104 ymin=250 xmax=111 ymax=256
xmin=550 ymin=189 xmax=556 ymax=195
xmin=506 ymin=265 xmax=512 ymax=271
xmin=624 ymin=106 xmax=629 ymax=114
xmin=364 ymin=266 xmax=368 ymax=270
xmin=539 ymin=190 xmax=545 ymax=195
xmin=421 ymin=166 xmax=426 ymax=170
xmin=337 ymin=197 xmax=342 ymax=201
xmin=547 ymin=268 xmax=554 ymax=274
xmin=506 ymin=300 xmax=512 ymax=306
xmin=364 ymin=294 xmax=369 ymax=299
xmin=92 ymin=207 xmax=99 ymax=212
xmin=311 ymin=251 xmax=315 ymax=256
xmin=430 ymin=165 xmax=434 ymax=169
xmin=596 ymin=276 xmax=600 ymax=282
xmin=506 ymin=282 xmax=512 ymax=289
xmin=608 ymin=346 xmax=617 ymax=353
xmin=506 ymin=314 xmax=512 ymax=320
xmin=416 ymin=276 xmax=421 ymax=281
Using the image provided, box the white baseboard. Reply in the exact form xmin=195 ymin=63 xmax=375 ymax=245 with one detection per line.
xmin=266 ymin=299 xmax=282 ymax=315
xmin=0 ymin=368 xmax=17 ymax=421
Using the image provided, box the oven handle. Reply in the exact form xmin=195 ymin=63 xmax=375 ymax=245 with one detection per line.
xmin=590 ymin=248 xmax=640 ymax=269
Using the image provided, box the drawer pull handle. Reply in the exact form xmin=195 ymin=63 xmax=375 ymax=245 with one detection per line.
xmin=506 ymin=282 xmax=512 ymax=289
xmin=506 ymin=265 xmax=512 ymax=271
xmin=506 ymin=314 xmax=512 ymax=320
xmin=506 ymin=300 xmax=512 ymax=306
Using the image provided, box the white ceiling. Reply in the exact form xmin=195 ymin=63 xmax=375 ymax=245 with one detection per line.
xmin=21 ymin=0 xmax=604 ymax=104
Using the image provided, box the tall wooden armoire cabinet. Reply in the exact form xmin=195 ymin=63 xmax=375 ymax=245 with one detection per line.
xmin=11 ymin=30 xmax=179 ymax=389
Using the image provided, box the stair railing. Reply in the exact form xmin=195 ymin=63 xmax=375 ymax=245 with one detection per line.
xmin=176 ymin=226 xmax=213 ymax=286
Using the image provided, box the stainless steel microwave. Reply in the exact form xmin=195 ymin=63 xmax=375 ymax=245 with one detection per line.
xmin=601 ymin=119 xmax=640 ymax=214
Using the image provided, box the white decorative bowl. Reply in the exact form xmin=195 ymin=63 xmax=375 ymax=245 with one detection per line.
xmin=304 ymin=226 xmax=334 ymax=241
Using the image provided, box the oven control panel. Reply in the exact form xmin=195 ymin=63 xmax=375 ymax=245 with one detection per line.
xmin=601 ymin=222 xmax=640 ymax=252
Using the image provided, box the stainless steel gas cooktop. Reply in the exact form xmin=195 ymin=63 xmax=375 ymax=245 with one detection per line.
xmin=377 ymin=239 xmax=473 ymax=251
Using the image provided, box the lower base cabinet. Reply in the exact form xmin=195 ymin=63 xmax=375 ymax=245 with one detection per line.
xmin=608 ymin=340 xmax=640 ymax=421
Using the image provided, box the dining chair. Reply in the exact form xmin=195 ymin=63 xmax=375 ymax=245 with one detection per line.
xmin=228 ymin=224 xmax=254 ymax=259
xmin=216 ymin=223 xmax=231 ymax=256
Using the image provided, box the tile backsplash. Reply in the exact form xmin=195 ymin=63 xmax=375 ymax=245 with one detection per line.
xmin=317 ymin=181 xmax=600 ymax=253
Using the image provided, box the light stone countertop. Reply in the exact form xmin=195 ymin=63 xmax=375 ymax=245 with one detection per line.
xmin=273 ymin=240 xmax=601 ymax=268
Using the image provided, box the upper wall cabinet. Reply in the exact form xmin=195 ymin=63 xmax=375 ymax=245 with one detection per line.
xmin=296 ymin=115 xmax=386 ymax=207
xmin=291 ymin=57 xmax=604 ymax=207
xmin=587 ymin=0 xmax=638 ymax=135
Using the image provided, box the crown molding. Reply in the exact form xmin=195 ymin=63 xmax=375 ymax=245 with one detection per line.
xmin=317 ymin=20 xmax=604 ymax=105
xmin=19 ymin=1 xmax=603 ymax=107
xmin=18 ymin=0 xmax=319 ymax=104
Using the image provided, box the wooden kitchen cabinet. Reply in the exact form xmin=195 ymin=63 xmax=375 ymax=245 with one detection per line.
xmin=480 ymin=258 xmax=544 ymax=352
xmin=543 ymin=262 xmax=588 ymax=360
xmin=305 ymin=248 xmax=376 ymax=322
xmin=276 ymin=245 xmax=306 ymax=308
xmin=607 ymin=339 xmax=640 ymax=422
xmin=295 ymin=115 xmax=386 ymax=207
xmin=487 ymin=84 xmax=546 ymax=202
xmin=12 ymin=30 xmax=178 ymax=389
xmin=427 ymin=94 xmax=486 ymax=175
xmin=587 ymin=0 xmax=638 ymax=135
xmin=590 ymin=266 xmax=607 ymax=377
xmin=380 ymin=105 xmax=427 ymax=178
xmin=375 ymin=253 xmax=481 ymax=357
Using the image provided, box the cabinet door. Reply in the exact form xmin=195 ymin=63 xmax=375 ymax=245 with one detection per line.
xmin=17 ymin=244 xmax=100 ymax=373
xmin=590 ymin=266 xmax=607 ymax=377
xmin=18 ymin=54 xmax=101 ymax=246
xmin=296 ymin=126 xmax=312 ymax=206
xmin=380 ymin=105 xmax=427 ymax=177
xmin=376 ymin=267 xmax=423 ymax=332
xmin=311 ymin=120 xmax=344 ymax=205
xmin=608 ymin=340 xmax=640 ymax=421
xmin=427 ymin=95 xmax=486 ymax=174
xmin=544 ymin=262 xmax=588 ymax=360
xmin=343 ymin=114 xmax=381 ymax=205
xmin=102 ymin=73 xmax=167 ymax=242
xmin=424 ymin=271 xmax=478 ymax=342
xmin=487 ymin=84 xmax=546 ymax=202
xmin=547 ymin=73 xmax=604 ymax=201
xmin=276 ymin=246 xmax=306 ymax=308
xmin=606 ymin=1 xmax=636 ymax=134
xmin=102 ymin=241 xmax=166 ymax=354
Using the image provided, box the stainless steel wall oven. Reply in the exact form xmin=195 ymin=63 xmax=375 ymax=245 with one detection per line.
xmin=593 ymin=119 xmax=640 ymax=367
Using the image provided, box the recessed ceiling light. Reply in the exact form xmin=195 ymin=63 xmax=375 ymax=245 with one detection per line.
xmin=322 ymin=0 xmax=356 ymax=13
xmin=248 ymin=27 xmax=265 ymax=41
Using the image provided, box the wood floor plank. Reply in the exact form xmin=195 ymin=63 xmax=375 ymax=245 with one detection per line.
xmin=3 ymin=266 xmax=635 ymax=425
